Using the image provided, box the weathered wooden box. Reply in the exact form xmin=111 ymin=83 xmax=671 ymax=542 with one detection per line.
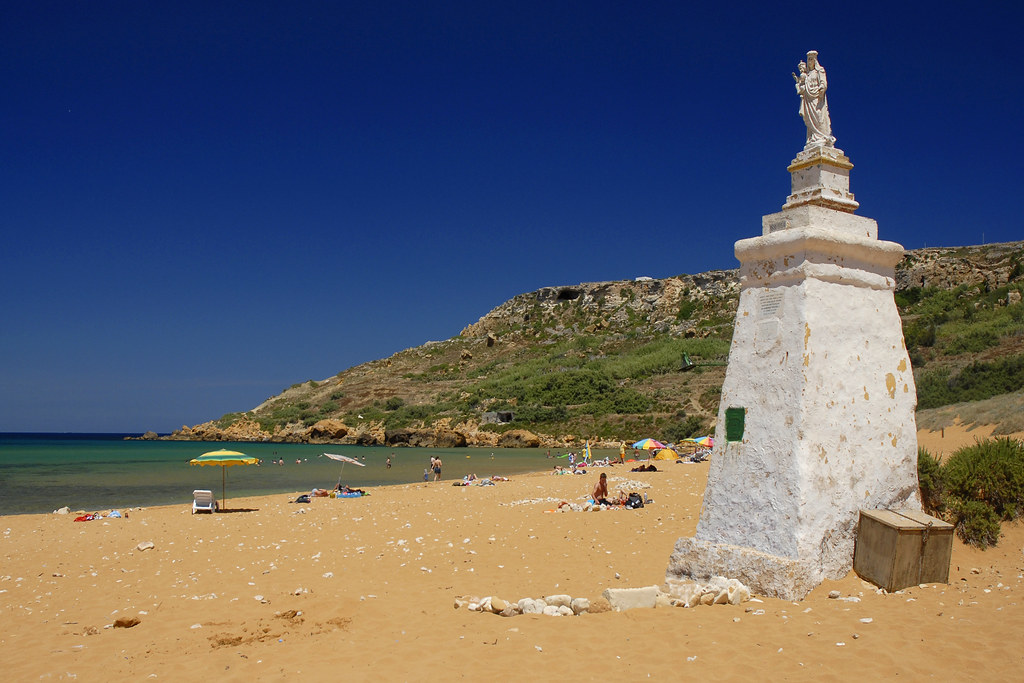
xmin=853 ymin=509 xmax=953 ymax=592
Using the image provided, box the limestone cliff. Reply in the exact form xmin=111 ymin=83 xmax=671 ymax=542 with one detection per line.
xmin=896 ymin=242 xmax=1023 ymax=291
xmin=461 ymin=269 xmax=738 ymax=340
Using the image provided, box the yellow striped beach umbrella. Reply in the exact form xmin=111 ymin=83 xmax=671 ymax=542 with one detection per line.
xmin=189 ymin=449 xmax=258 ymax=510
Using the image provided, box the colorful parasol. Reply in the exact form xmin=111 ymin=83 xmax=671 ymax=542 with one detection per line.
xmin=631 ymin=438 xmax=666 ymax=450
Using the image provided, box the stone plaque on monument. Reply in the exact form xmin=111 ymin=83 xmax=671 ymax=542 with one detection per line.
xmin=666 ymin=52 xmax=921 ymax=600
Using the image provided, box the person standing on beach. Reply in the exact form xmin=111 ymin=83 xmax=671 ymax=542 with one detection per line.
xmin=433 ymin=456 xmax=443 ymax=482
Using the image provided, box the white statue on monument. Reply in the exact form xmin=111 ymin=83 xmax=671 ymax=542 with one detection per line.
xmin=793 ymin=50 xmax=835 ymax=150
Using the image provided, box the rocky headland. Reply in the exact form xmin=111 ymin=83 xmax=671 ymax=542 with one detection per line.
xmin=146 ymin=240 xmax=1024 ymax=448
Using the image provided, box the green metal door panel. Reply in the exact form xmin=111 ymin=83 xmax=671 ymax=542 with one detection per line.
xmin=725 ymin=407 xmax=745 ymax=442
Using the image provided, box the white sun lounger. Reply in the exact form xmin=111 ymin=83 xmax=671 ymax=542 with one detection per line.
xmin=192 ymin=489 xmax=218 ymax=514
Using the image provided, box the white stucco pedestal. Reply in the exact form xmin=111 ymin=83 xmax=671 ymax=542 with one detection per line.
xmin=666 ymin=147 xmax=921 ymax=600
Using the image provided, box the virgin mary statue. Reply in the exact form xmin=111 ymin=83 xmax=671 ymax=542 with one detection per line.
xmin=793 ymin=50 xmax=835 ymax=149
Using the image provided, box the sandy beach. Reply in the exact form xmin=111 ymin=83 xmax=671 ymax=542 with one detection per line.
xmin=3 ymin=427 xmax=1023 ymax=681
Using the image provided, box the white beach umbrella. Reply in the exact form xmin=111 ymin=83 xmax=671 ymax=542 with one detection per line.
xmin=321 ymin=452 xmax=366 ymax=486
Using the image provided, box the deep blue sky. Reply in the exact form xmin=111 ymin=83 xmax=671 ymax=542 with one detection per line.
xmin=2 ymin=2 xmax=1021 ymax=432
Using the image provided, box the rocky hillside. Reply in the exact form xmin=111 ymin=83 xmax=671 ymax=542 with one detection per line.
xmin=156 ymin=240 xmax=1024 ymax=447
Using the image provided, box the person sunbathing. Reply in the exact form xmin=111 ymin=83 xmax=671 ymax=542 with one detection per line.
xmin=592 ymin=472 xmax=614 ymax=505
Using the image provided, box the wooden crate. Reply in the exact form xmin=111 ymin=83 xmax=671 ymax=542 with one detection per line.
xmin=853 ymin=509 xmax=953 ymax=592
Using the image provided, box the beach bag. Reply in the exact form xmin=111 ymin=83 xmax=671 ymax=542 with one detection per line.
xmin=625 ymin=492 xmax=644 ymax=509
xmin=294 ymin=494 xmax=311 ymax=504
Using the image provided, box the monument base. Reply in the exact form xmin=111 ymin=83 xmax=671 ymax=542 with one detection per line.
xmin=783 ymin=146 xmax=859 ymax=213
xmin=666 ymin=537 xmax=844 ymax=601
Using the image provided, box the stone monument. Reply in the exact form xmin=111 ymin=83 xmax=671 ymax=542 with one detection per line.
xmin=666 ymin=52 xmax=921 ymax=600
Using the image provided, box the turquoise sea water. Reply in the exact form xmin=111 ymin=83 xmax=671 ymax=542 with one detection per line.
xmin=0 ymin=434 xmax=584 ymax=515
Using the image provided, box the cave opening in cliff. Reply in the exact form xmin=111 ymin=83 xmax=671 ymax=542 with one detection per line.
xmin=557 ymin=288 xmax=581 ymax=301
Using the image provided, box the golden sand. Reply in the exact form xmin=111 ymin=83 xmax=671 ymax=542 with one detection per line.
xmin=918 ymin=421 xmax=1024 ymax=459
xmin=3 ymin=433 xmax=1022 ymax=680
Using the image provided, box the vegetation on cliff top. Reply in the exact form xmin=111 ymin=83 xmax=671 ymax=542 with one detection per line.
xmin=203 ymin=241 xmax=1024 ymax=444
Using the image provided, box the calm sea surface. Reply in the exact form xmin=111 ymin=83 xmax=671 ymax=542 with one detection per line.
xmin=0 ymin=434 xmax=585 ymax=515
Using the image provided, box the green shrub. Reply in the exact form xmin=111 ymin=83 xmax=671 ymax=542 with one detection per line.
xmin=914 ymin=438 xmax=1024 ymax=548
xmin=572 ymin=336 xmax=601 ymax=352
xmin=917 ymin=355 xmax=1024 ymax=409
xmin=384 ymin=397 xmax=406 ymax=411
xmin=601 ymin=337 xmax=729 ymax=381
xmin=943 ymin=328 xmax=999 ymax=355
xmin=952 ymin=500 xmax=1001 ymax=548
xmin=522 ymin=369 xmax=614 ymax=405
xmin=596 ymin=389 xmax=655 ymax=415
xmin=662 ymin=414 xmax=707 ymax=442
xmin=215 ymin=412 xmax=246 ymax=429
xmin=895 ymin=287 xmax=926 ymax=308
xmin=699 ymin=385 xmax=722 ymax=413
xmin=512 ymin=404 xmax=569 ymax=424
xmin=917 ymin=447 xmax=945 ymax=513
xmin=905 ymin=287 xmax=960 ymax=320
xmin=256 ymin=400 xmax=304 ymax=430
xmin=943 ymin=438 xmax=1024 ymax=520
xmin=903 ymin=318 xmax=937 ymax=348
xmin=676 ymin=299 xmax=697 ymax=321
